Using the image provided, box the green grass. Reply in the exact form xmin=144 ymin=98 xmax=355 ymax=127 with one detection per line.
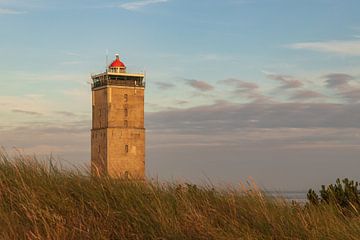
xmin=0 ymin=150 xmax=359 ymax=239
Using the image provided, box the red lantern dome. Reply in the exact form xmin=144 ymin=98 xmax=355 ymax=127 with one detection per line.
xmin=109 ymin=54 xmax=126 ymax=69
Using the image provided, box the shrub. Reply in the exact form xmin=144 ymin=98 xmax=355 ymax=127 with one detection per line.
xmin=307 ymin=178 xmax=360 ymax=213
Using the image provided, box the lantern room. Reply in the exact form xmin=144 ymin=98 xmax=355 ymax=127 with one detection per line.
xmin=109 ymin=54 xmax=126 ymax=73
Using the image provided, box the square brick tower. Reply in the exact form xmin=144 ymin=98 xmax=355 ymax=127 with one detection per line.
xmin=91 ymin=54 xmax=145 ymax=179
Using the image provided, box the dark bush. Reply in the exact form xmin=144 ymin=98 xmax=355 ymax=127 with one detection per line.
xmin=307 ymin=178 xmax=360 ymax=213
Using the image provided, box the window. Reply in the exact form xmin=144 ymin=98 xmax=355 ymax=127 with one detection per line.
xmin=99 ymin=110 xmax=102 ymax=127
xmin=124 ymin=108 xmax=128 ymax=117
xmin=124 ymin=94 xmax=128 ymax=102
xmin=124 ymin=120 xmax=128 ymax=127
xmin=125 ymin=145 xmax=129 ymax=153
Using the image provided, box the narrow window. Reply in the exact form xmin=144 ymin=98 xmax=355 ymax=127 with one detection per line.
xmin=124 ymin=94 xmax=128 ymax=102
xmin=124 ymin=108 xmax=128 ymax=117
xmin=99 ymin=110 xmax=102 ymax=127
xmin=125 ymin=145 xmax=129 ymax=153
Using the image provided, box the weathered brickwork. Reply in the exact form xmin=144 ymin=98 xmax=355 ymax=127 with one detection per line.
xmin=91 ymin=58 xmax=145 ymax=179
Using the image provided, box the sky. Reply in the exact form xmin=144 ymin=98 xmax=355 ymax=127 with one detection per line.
xmin=1 ymin=0 xmax=360 ymax=191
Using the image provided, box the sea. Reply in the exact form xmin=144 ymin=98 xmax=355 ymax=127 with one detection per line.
xmin=266 ymin=191 xmax=308 ymax=203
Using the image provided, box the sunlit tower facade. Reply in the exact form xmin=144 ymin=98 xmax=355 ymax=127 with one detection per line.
xmin=91 ymin=54 xmax=145 ymax=179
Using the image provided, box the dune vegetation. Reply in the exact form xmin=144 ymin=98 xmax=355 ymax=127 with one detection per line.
xmin=0 ymin=150 xmax=359 ymax=239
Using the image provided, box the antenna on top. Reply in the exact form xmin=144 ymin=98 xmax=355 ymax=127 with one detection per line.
xmin=105 ymin=49 xmax=109 ymax=70
xmin=144 ymin=70 xmax=147 ymax=86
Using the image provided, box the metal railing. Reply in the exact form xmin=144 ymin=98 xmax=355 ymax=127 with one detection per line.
xmin=92 ymin=79 xmax=145 ymax=89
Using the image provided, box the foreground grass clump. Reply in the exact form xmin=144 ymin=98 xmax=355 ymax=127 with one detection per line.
xmin=0 ymin=152 xmax=359 ymax=239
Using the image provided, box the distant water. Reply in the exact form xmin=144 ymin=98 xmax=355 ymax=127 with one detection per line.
xmin=266 ymin=191 xmax=308 ymax=203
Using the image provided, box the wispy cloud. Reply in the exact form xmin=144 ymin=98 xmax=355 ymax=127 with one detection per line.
xmin=322 ymin=73 xmax=360 ymax=103
xmin=220 ymin=78 xmax=259 ymax=91
xmin=174 ymin=100 xmax=188 ymax=105
xmin=12 ymin=109 xmax=42 ymax=116
xmin=119 ymin=0 xmax=168 ymax=11
xmin=266 ymin=74 xmax=303 ymax=89
xmin=0 ymin=7 xmax=25 ymax=14
xmin=54 ymin=111 xmax=77 ymax=117
xmin=290 ymin=90 xmax=324 ymax=101
xmin=147 ymin=102 xmax=360 ymax=132
xmin=154 ymin=81 xmax=175 ymax=90
xmin=0 ymin=95 xmax=48 ymax=115
xmin=219 ymin=78 xmax=270 ymax=103
xmin=185 ymin=79 xmax=214 ymax=92
xmin=288 ymin=40 xmax=360 ymax=56
xmin=323 ymin=73 xmax=354 ymax=89
xmin=339 ymin=89 xmax=360 ymax=104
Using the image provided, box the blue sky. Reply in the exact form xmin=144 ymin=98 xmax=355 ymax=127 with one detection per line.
xmin=1 ymin=0 xmax=360 ymax=191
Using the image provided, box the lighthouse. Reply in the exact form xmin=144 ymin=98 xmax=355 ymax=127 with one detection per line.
xmin=91 ymin=54 xmax=145 ymax=179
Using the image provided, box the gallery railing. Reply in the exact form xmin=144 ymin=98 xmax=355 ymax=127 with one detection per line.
xmin=92 ymin=78 xmax=145 ymax=89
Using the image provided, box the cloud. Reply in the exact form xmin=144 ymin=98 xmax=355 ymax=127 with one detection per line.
xmin=0 ymin=95 xmax=49 ymax=114
xmin=288 ymin=40 xmax=360 ymax=56
xmin=154 ymin=81 xmax=175 ymax=90
xmin=145 ymin=100 xmax=360 ymax=188
xmin=266 ymin=74 xmax=303 ymax=89
xmin=290 ymin=90 xmax=324 ymax=101
xmin=0 ymin=8 xmax=25 ymax=14
xmin=174 ymin=100 xmax=188 ymax=105
xmin=323 ymin=73 xmax=354 ymax=89
xmin=3 ymin=102 xmax=360 ymax=190
xmin=0 ymin=120 xmax=90 ymax=167
xmin=7 ymin=101 xmax=360 ymax=157
xmin=54 ymin=111 xmax=77 ymax=117
xmin=220 ymin=78 xmax=259 ymax=91
xmin=339 ymin=89 xmax=360 ymax=103
xmin=12 ymin=109 xmax=42 ymax=116
xmin=119 ymin=0 xmax=168 ymax=11
xmin=322 ymin=73 xmax=360 ymax=103
xmin=146 ymin=102 xmax=360 ymax=132
xmin=185 ymin=79 xmax=214 ymax=92
xmin=219 ymin=78 xmax=269 ymax=102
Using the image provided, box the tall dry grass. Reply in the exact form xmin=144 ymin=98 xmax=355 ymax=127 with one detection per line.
xmin=0 ymin=150 xmax=359 ymax=239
